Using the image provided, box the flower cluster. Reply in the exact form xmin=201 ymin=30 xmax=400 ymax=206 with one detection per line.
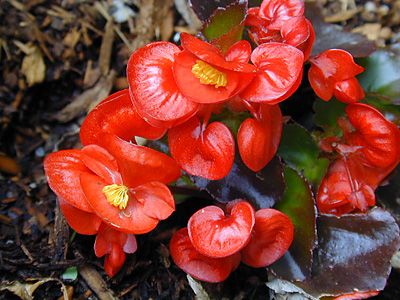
xmin=170 ymin=201 xmax=293 ymax=282
xmin=44 ymin=90 xmax=181 ymax=276
xmin=245 ymin=0 xmax=314 ymax=60
xmin=317 ymin=103 xmax=400 ymax=215
xmin=42 ymin=0 xmax=400 ymax=287
xmin=127 ymin=32 xmax=304 ymax=179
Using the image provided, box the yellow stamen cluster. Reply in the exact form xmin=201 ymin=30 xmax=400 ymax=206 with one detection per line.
xmin=102 ymin=184 xmax=129 ymax=210
xmin=191 ymin=60 xmax=227 ymax=88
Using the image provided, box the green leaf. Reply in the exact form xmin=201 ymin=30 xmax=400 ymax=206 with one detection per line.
xmin=313 ymin=98 xmax=346 ymax=136
xmin=61 ymin=266 xmax=78 ymax=281
xmin=358 ymin=44 xmax=400 ymax=102
xmin=278 ymin=123 xmax=329 ymax=187
xmin=271 ymin=167 xmax=317 ymax=281
xmin=190 ymin=0 xmax=247 ymax=51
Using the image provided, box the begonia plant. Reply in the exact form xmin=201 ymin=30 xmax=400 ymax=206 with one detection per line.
xmin=43 ymin=0 xmax=400 ymax=298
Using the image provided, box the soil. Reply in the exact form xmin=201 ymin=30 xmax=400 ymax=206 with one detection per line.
xmin=0 ymin=0 xmax=399 ymax=299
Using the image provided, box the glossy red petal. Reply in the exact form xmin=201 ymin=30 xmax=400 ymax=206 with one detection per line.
xmin=297 ymin=19 xmax=315 ymax=61
xmin=173 ymin=50 xmax=240 ymax=103
xmin=80 ymin=173 xmax=159 ymax=234
xmin=188 ymin=201 xmax=255 ymax=258
xmin=44 ymin=150 xmax=93 ymax=212
xmin=333 ymin=78 xmax=365 ymax=103
xmin=104 ymin=244 xmax=126 ymax=277
xmin=346 ymin=103 xmax=400 ymax=169
xmin=132 ymin=182 xmax=175 ymax=220
xmin=94 ymin=223 xmax=137 ymax=257
xmin=127 ymin=41 xmax=198 ymax=127
xmin=334 ymin=291 xmax=379 ymax=300
xmin=168 ymin=117 xmax=235 ymax=180
xmin=240 ymin=43 xmax=304 ymax=103
xmin=81 ymin=145 xmax=122 ymax=184
xmin=225 ymin=40 xmax=252 ymax=63
xmin=170 ymin=228 xmax=241 ymax=283
xmin=103 ymin=134 xmax=181 ymax=187
xmin=280 ymin=16 xmax=310 ymax=48
xmin=238 ymin=104 xmax=282 ymax=171
xmin=308 ymin=64 xmax=334 ymax=101
xmin=316 ymin=158 xmax=376 ymax=215
xmin=180 ymin=33 xmax=256 ymax=73
xmin=260 ymin=0 xmax=304 ymax=30
xmin=80 ymin=89 xmax=166 ymax=146
xmin=310 ymin=49 xmax=364 ymax=82
xmin=58 ymin=198 xmax=101 ymax=235
xmin=241 ymin=209 xmax=294 ymax=268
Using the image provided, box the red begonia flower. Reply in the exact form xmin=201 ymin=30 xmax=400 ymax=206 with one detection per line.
xmin=238 ymin=103 xmax=283 ymax=171
xmin=168 ymin=116 xmax=235 ymax=180
xmin=94 ymin=223 xmax=137 ymax=277
xmin=343 ymin=103 xmax=400 ymax=170
xmin=317 ymin=103 xmax=400 ymax=215
xmin=259 ymin=0 xmax=304 ymax=29
xmin=308 ymin=49 xmax=365 ymax=103
xmin=240 ymin=43 xmax=304 ymax=104
xmin=170 ymin=228 xmax=241 ymax=283
xmin=241 ymin=208 xmax=294 ymax=268
xmin=127 ymin=35 xmax=257 ymax=127
xmin=80 ymin=89 xmax=166 ymax=147
xmin=44 ymin=144 xmax=179 ymax=234
xmin=188 ymin=201 xmax=255 ymax=258
xmin=127 ymin=42 xmax=198 ymax=128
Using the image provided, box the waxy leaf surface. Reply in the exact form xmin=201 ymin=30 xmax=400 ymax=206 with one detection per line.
xmin=278 ymin=124 xmax=329 ymax=187
xmin=271 ymin=167 xmax=317 ymax=281
xmin=191 ymin=155 xmax=285 ymax=209
xmin=294 ymin=208 xmax=400 ymax=298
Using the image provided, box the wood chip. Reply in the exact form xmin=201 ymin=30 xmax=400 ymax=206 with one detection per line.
xmin=79 ymin=265 xmax=118 ymax=300
xmin=324 ymin=7 xmax=361 ymax=23
xmin=53 ymin=71 xmax=115 ymax=123
xmin=0 ymin=153 xmax=21 ymax=175
xmin=21 ymin=45 xmax=46 ymax=87
xmin=352 ymin=23 xmax=382 ymax=41
xmin=99 ymin=20 xmax=115 ymax=76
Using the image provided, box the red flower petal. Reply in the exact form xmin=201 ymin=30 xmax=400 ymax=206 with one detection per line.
xmin=225 ymin=40 xmax=252 ymax=63
xmin=333 ymin=78 xmax=365 ymax=103
xmin=132 ymin=182 xmax=175 ymax=220
xmin=104 ymin=244 xmax=126 ymax=277
xmin=260 ymin=0 xmax=304 ymax=30
xmin=316 ymin=158 xmax=376 ymax=215
xmin=310 ymin=49 xmax=364 ymax=82
xmin=80 ymin=173 xmax=159 ymax=234
xmin=241 ymin=208 xmax=294 ymax=268
xmin=188 ymin=201 xmax=255 ymax=258
xmin=80 ymin=89 xmax=166 ymax=146
xmin=127 ymin=42 xmax=198 ymax=127
xmin=280 ymin=16 xmax=310 ymax=48
xmin=180 ymin=33 xmax=256 ymax=73
xmin=94 ymin=223 xmax=137 ymax=257
xmin=335 ymin=291 xmax=379 ymax=300
xmin=102 ymin=134 xmax=181 ymax=187
xmin=81 ymin=145 xmax=122 ymax=184
xmin=308 ymin=64 xmax=334 ymax=101
xmin=173 ymin=50 xmax=241 ymax=103
xmin=240 ymin=43 xmax=303 ymax=103
xmin=44 ymin=150 xmax=93 ymax=212
xmin=170 ymin=228 xmax=241 ymax=283
xmin=168 ymin=116 xmax=235 ymax=180
xmin=58 ymin=198 xmax=101 ymax=235
xmin=345 ymin=103 xmax=400 ymax=169
xmin=238 ymin=104 xmax=282 ymax=171
xmin=297 ymin=19 xmax=315 ymax=61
